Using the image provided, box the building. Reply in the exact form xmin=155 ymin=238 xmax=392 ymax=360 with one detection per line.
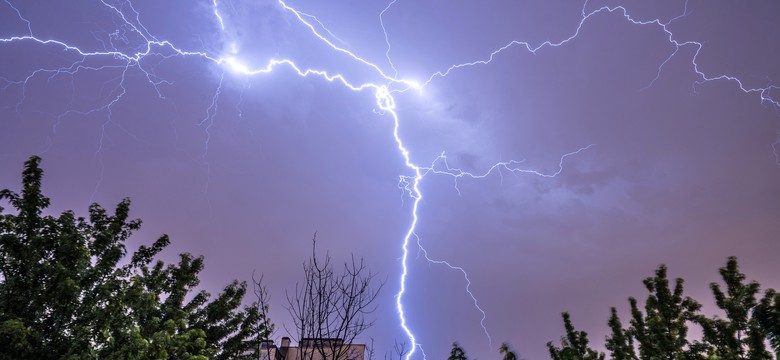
xmin=254 ymin=337 xmax=366 ymax=360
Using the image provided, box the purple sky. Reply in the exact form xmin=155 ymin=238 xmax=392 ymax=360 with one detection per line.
xmin=1 ymin=1 xmax=779 ymax=359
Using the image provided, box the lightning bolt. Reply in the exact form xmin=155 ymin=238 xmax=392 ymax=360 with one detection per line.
xmin=1 ymin=1 xmax=778 ymax=360
xmin=379 ymin=0 xmax=400 ymax=78
xmin=413 ymin=233 xmax=492 ymax=348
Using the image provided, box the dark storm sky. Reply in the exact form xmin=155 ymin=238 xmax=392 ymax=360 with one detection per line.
xmin=1 ymin=1 xmax=779 ymax=359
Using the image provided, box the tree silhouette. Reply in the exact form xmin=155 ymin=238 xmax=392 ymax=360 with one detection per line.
xmin=500 ymin=342 xmax=519 ymax=360
xmin=628 ymin=265 xmax=702 ymax=360
xmin=0 ymin=156 xmax=272 ymax=359
xmin=287 ymin=236 xmax=383 ymax=360
xmin=549 ymin=258 xmax=779 ymax=360
xmin=448 ymin=342 xmax=468 ymax=360
xmin=755 ymin=289 xmax=780 ymax=357
xmin=694 ymin=257 xmax=771 ymax=360
xmin=605 ymin=307 xmax=637 ymax=360
xmin=547 ymin=312 xmax=605 ymax=360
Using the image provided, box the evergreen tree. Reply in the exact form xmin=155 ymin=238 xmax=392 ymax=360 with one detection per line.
xmin=547 ymin=312 xmax=605 ymax=360
xmin=0 ymin=156 xmax=272 ymax=359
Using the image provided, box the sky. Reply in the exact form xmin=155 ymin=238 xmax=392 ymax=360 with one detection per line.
xmin=1 ymin=1 xmax=779 ymax=359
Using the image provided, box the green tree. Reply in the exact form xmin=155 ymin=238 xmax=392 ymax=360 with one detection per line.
xmin=0 ymin=156 xmax=272 ymax=359
xmin=695 ymin=257 xmax=771 ymax=360
xmin=605 ymin=307 xmax=637 ymax=360
xmin=547 ymin=312 xmax=605 ymax=360
xmin=448 ymin=342 xmax=468 ymax=360
xmin=755 ymin=289 xmax=780 ymax=357
xmin=551 ymin=258 xmax=778 ymax=360
xmin=500 ymin=342 xmax=518 ymax=360
xmin=627 ymin=264 xmax=702 ymax=360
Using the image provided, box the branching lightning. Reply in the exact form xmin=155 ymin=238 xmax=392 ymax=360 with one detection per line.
xmin=1 ymin=1 xmax=778 ymax=359
xmin=412 ymin=232 xmax=491 ymax=347
xmin=378 ymin=0 xmax=400 ymax=78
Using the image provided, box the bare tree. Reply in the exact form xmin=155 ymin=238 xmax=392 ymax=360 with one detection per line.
xmin=384 ymin=340 xmax=409 ymax=360
xmin=287 ymin=235 xmax=383 ymax=360
xmin=252 ymin=271 xmax=275 ymax=360
xmin=366 ymin=338 xmax=376 ymax=360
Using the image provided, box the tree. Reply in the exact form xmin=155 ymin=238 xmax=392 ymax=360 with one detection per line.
xmin=547 ymin=312 xmax=605 ymax=360
xmin=386 ymin=340 xmax=409 ymax=360
xmin=694 ymin=257 xmax=771 ymax=360
xmin=500 ymin=342 xmax=519 ymax=360
xmin=448 ymin=342 xmax=468 ymax=360
xmin=627 ymin=264 xmax=703 ymax=360
xmin=547 ymin=257 xmax=778 ymax=360
xmin=286 ymin=236 xmax=383 ymax=360
xmin=248 ymin=271 xmax=275 ymax=360
xmin=605 ymin=307 xmax=637 ymax=360
xmin=755 ymin=289 xmax=780 ymax=357
xmin=0 ymin=156 xmax=272 ymax=359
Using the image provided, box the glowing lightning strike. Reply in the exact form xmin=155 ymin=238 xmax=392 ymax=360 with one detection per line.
xmin=379 ymin=0 xmax=400 ymax=78
xmin=2 ymin=1 xmax=779 ymax=360
xmin=412 ymin=232 xmax=490 ymax=348
xmin=277 ymin=0 xmax=417 ymax=89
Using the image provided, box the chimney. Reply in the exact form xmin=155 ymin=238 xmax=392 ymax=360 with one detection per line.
xmin=281 ymin=337 xmax=290 ymax=348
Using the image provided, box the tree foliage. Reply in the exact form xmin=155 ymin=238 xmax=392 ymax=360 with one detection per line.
xmin=500 ymin=342 xmax=519 ymax=360
xmin=448 ymin=342 xmax=468 ymax=360
xmin=628 ymin=264 xmax=701 ymax=360
xmin=548 ymin=258 xmax=779 ymax=360
xmin=695 ymin=257 xmax=771 ymax=360
xmin=547 ymin=312 xmax=605 ymax=360
xmin=755 ymin=289 xmax=780 ymax=358
xmin=605 ymin=307 xmax=637 ymax=360
xmin=0 ymin=156 xmax=272 ymax=359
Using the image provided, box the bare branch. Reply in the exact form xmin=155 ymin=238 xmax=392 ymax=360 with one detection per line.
xmin=285 ymin=234 xmax=383 ymax=360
